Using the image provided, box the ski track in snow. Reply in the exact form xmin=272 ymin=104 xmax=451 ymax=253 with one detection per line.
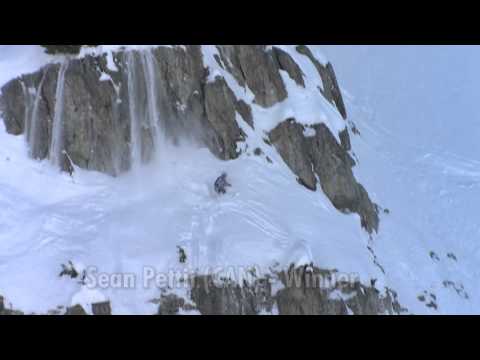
xmin=0 ymin=120 xmax=375 ymax=314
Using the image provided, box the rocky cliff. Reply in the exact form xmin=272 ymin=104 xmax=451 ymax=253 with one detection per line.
xmin=0 ymin=45 xmax=379 ymax=234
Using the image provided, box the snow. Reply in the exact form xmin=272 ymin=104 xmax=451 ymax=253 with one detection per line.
xmin=105 ymin=51 xmax=118 ymax=72
xmin=320 ymin=45 xmax=480 ymax=314
xmin=0 ymin=117 xmax=374 ymax=314
xmin=0 ymin=45 xmax=479 ymax=314
xmin=71 ymin=286 xmax=106 ymax=315
xmin=99 ymin=72 xmax=112 ymax=82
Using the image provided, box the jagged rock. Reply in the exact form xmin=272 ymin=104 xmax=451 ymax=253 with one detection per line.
xmin=157 ymin=294 xmax=186 ymax=315
xmin=0 ymin=45 xmax=338 ymax=174
xmin=215 ymin=46 xmax=247 ymax=87
xmin=1 ymin=78 xmax=28 ymax=134
xmin=275 ymin=266 xmax=405 ymax=315
xmin=276 ymin=270 xmax=349 ymax=315
xmin=339 ymin=128 xmax=352 ymax=152
xmin=65 ymin=304 xmax=88 ymax=315
xmin=272 ymin=47 xmax=305 ymax=87
xmin=61 ymin=55 xmax=126 ymax=174
xmin=309 ymin=123 xmax=378 ymax=233
xmin=216 ymin=45 xmax=288 ymax=107
xmin=235 ymin=100 xmax=254 ymax=129
xmin=190 ymin=275 xmax=273 ymax=315
xmin=92 ymin=301 xmax=111 ymax=315
xmin=204 ymin=77 xmax=246 ymax=159
xmin=147 ymin=46 xmax=207 ymax=142
xmin=190 ymin=275 xmax=256 ymax=315
xmin=187 ymin=266 xmax=405 ymax=315
xmin=296 ymin=45 xmax=347 ymax=119
xmin=270 ymin=119 xmax=378 ymax=233
xmin=269 ymin=119 xmax=317 ymax=191
xmin=339 ymin=282 xmax=405 ymax=315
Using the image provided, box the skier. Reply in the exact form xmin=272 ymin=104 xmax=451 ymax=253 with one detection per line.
xmin=214 ymin=172 xmax=232 ymax=195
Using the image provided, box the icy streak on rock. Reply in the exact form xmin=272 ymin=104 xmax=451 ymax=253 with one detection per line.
xmin=126 ymin=52 xmax=143 ymax=170
xmin=28 ymin=69 xmax=47 ymax=158
xmin=140 ymin=50 xmax=164 ymax=155
xmin=49 ymin=61 xmax=69 ymax=168
xmin=20 ymin=81 xmax=33 ymax=150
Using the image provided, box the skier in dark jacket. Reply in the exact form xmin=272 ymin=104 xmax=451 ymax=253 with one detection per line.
xmin=214 ymin=172 xmax=232 ymax=195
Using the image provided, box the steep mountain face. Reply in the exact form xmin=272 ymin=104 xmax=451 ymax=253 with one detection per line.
xmin=0 ymin=45 xmax=391 ymax=315
xmin=0 ymin=45 xmax=378 ymax=234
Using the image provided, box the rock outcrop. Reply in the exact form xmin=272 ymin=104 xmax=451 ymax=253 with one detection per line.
xmin=189 ymin=275 xmax=274 ymax=315
xmin=269 ymin=118 xmax=318 ymax=191
xmin=272 ymin=47 xmax=306 ymax=87
xmin=275 ymin=266 xmax=404 ymax=315
xmin=157 ymin=266 xmax=406 ymax=315
xmin=216 ymin=45 xmax=288 ymax=107
xmin=308 ymin=124 xmax=378 ymax=233
xmin=296 ymin=45 xmax=347 ymax=119
xmin=65 ymin=304 xmax=88 ymax=315
xmin=269 ymin=119 xmax=379 ymax=233
xmin=91 ymin=301 xmax=112 ymax=315
xmin=204 ymin=77 xmax=247 ymax=160
xmin=0 ymin=45 xmax=378 ymax=232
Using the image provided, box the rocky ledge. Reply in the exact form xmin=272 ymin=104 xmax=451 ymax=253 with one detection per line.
xmin=159 ymin=265 xmax=406 ymax=315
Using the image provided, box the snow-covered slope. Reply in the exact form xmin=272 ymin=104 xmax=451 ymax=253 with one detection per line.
xmin=0 ymin=45 xmax=478 ymax=314
xmin=321 ymin=45 xmax=480 ymax=314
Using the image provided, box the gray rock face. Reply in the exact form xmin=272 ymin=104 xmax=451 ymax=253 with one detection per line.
xmin=269 ymin=119 xmax=317 ymax=191
xmin=157 ymin=294 xmax=187 ymax=315
xmin=272 ymin=47 xmax=305 ymax=87
xmin=216 ymin=45 xmax=288 ymax=107
xmin=269 ymin=119 xmax=379 ymax=233
xmin=204 ymin=77 xmax=246 ymax=160
xmin=183 ymin=266 xmax=405 ymax=315
xmin=63 ymin=56 xmax=126 ymax=174
xmin=275 ymin=266 xmax=404 ymax=315
xmin=0 ymin=46 xmax=260 ymax=174
xmin=339 ymin=128 xmax=352 ymax=153
xmin=309 ymin=124 xmax=379 ymax=233
xmin=91 ymin=301 xmax=112 ymax=315
xmin=190 ymin=275 xmax=274 ymax=315
xmin=1 ymin=56 xmax=130 ymax=174
xmin=65 ymin=304 xmax=87 ymax=315
xmin=296 ymin=45 xmax=347 ymax=119
xmin=1 ymin=79 xmax=27 ymax=134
